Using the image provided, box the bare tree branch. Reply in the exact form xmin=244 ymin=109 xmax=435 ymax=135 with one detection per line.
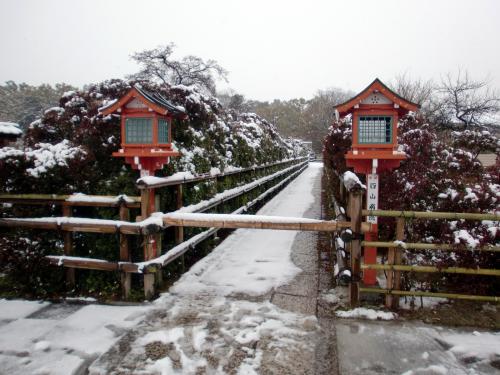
xmin=129 ymin=44 xmax=228 ymax=94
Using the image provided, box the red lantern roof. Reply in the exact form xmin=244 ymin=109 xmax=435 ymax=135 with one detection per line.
xmin=100 ymin=85 xmax=187 ymax=118
xmin=335 ymin=78 xmax=420 ymax=117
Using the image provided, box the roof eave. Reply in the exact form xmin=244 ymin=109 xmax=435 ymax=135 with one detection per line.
xmin=335 ymin=78 xmax=420 ymax=116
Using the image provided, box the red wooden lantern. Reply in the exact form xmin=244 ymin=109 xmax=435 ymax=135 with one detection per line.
xmin=335 ymin=78 xmax=419 ymax=285
xmin=100 ymin=85 xmax=187 ymax=177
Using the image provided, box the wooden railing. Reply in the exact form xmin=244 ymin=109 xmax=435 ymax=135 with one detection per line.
xmin=0 ymin=158 xmax=309 ymax=299
xmin=343 ymin=185 xmax=500 ymax=308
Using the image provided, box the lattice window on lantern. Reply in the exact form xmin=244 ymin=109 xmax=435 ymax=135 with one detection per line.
xmin=358 ymin=116 xmax=392 ymax=144
xmin=125 ymin=118 xmax=152 ymax=144
xmin=158 ymin=118 xmax=170 ymax=144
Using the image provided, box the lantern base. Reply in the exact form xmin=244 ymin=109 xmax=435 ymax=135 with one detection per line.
xmin=346 ymin=150 xmax=405 ymax=174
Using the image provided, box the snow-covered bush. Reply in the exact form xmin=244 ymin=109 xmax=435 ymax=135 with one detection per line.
xmin=323 ymin=113 xmax=499 ymax=295
xmin=1 ymin=79 xmax=305 ymax=195
xmin=0 ymin=79 xmax=307 ymax=299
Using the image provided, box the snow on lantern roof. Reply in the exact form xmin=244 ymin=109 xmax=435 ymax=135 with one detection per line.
xmin=99 ymin=85 xmax=187 ymax=118
xmin=0 ymin=122 xmax=22 ymax=137
xmin=335 ymin=78 xmax=420 ymax=116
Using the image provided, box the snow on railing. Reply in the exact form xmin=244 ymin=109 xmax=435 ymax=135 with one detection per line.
xmin=136 ymin=157 xmax=308 ymax=188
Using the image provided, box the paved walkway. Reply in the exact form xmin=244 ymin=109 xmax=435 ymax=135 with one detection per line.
xmin=1 ymin=163 xmax=332 ymax=375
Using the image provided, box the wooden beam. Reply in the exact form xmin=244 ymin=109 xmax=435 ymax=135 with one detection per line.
xmin=141 ymin=188 xmax=156 ymax=299
xmin=386 ymin=217 xmax=404 ymax=309
xmin=363 ymin=209 xmax=499 ymax=221
xmin=175 ymin=184 xmax=185 ymax=272
xmin=361 ymin=263 xmax=500 ymax=276
xmin=136 ymin=158 xmax=308 ymax=189
xmin=47 ymin=256 xmax=119 ymax=271
xmin=0 ymin=218 xmax=156 ymax=235
xmin=62 ymin=205 xmax=75 ymax=287
xmin=119 ymin=204 xmax=131 ymax=299
xmin=360 ymin=288 xmax=500 ymax=303
xmin=349 ymin=191 xmax=363 ymax=307
xmin=162 ymin=213 xmax=356 ymax=232
xmin=362 ymin=240 xmax=500 ymax=252
xmin=0 ymin=194 xmax=140 ymax=208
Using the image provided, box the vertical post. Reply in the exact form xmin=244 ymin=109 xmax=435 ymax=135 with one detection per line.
xmin=141 ymin=188 xmax=155 ymax=299
xmin=119 ymin=203 xmax=131 ymax=299
xmin=154 ymin=193 xmax=163 ymax=286
xmin=175 ymin=184 xmax=185 ymax=272
xmin=392 ymin=217 xmax=405 ymax=309
xmin=349 ymin=191 xmax=363 ymax=307
xmin=339 ymin=176 xmax=346 ymax=204
xmin=363 ymin=173 xmax=379 ymax=285
xmin=62 ymin=204 xmax=75 ymax=287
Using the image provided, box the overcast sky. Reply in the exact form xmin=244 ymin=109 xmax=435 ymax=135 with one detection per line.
xmin=1 ymin=0 xmax=499 ymax=101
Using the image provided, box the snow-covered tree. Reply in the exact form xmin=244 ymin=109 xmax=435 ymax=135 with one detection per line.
xmin=129 ymin=44 xmax=228 ymax=95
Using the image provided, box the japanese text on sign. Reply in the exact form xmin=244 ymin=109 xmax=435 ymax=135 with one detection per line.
xmin=367 ymin=174 xmax=379 ymax=224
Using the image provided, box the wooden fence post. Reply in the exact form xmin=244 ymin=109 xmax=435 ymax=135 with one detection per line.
xmin=339 ymin=176 xmax=345 ymax=203
xmin=385 ymin=217 xmax=405 ymax=308
xmin=392 ymin=217 xmax=405 ymax=309
xmin=154 ymin=194 xmax=163 ymax=287
xmin=141 ymin=188 xmax=155 ymax=299
xmin=119 ymin=203 xmax=131 ymax=299
xmin=175 ymin=184 xmax=185 ymax=272
xmin=349 ymin=191 xmax=363 ymax=307
xmin=62 ymin=204 xmax=75 ymax=287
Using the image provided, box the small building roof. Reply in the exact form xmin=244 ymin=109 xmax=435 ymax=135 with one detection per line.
xmin=100 ymin=85 xmax=187 ymax=118
xmin=335 ymin=78 xmax=420 ymax=116
xmin=0 ymin=122 xmax=22 ymax=137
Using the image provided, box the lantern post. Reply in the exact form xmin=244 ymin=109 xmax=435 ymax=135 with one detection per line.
xmin=100 ymin=84 xmax=187 ymax=259
xmin=334 ymin=78 xmax=420 ymax=286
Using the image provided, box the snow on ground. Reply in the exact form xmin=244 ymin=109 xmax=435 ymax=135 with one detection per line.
xmin=399 ymin=296 xmax=449 ymax=310
xmin=0 ymin=121 xmax=22 ymax=135
xmin=0 ymin=163 xmax=323 ymax=375
xmin=89 ymin=162 xmax=324 ymax=374
xmin=170 ymin=162 xmax=322 ymax=297
xmin=336 ymin=320 xmax=500 ymax=375
xmin=0 ymin=299 xmax=49 ymax=320
xmin=336 ymin=307 xmax=397 ymax=321
xmin=0 ymin=302 xmax=148 ymax=375
xmin=440 ymin=330 xmax=500 ymax=363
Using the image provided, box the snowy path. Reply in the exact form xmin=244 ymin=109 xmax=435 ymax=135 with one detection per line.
xmin=0 ymin=299 xmax=148 ymax=375
xmin=0 ymin=162 xmax=326 ymax=375
xmin=89 ymin=162 xmax=327 ymax=374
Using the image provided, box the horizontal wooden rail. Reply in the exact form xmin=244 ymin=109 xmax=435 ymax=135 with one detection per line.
xmin=362 ymin=209 xmax=499 ymax=221
xmin=0 ymin=193 xmax=141 ymax=208
xmin=137 ymin=165 xmax=308 ymax=270
xmin=162 ymin=212 xmax=373 ymax=232
xmin=136 ymin=157 xmax=308 ymax=189
xmin=361 ymin=240 xmax=500 ymax=252
xmin=361 ymin=263 xmax=500 ymax=276
xmin=17 ymin=163 xmax=312 ymax=276
xmin=46 ymin=256 xmax=156 ymax=273
xmin=360 ymin=288 xmax=500 ymax=303
xmin=176 ymin=161 xmax=308 ymax=214
xmin=0 ymin=217 xmax=162 ymax=235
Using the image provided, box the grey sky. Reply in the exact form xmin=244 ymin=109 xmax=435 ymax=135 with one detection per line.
xmin=1 ymin=0 xmax=499 ymax=101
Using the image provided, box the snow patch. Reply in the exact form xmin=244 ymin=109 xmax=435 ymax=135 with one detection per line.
xmin=336 ymin=308 xmax=396 ymax=321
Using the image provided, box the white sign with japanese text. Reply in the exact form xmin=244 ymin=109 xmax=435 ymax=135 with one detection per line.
xmin=367 ymin=174 xmax=379 ymax=223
